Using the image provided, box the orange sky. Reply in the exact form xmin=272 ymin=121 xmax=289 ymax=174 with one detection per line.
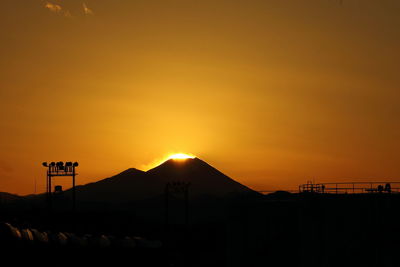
xmin=1 ymin=0 xmax=399 ymax=195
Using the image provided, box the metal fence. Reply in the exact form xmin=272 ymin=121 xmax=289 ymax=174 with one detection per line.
xmin=298 ymin=182 xmax=400 ymax=194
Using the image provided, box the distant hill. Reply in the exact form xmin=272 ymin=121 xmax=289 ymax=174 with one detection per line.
xmin=74 ymin=168 xmax=153 ymax=203
xmin=0 ymin=192 xmax=22 ymax=203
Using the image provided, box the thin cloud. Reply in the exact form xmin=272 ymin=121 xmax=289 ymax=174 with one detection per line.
xmin=44 ymin=1 xmax=72 ymax=17
xmin=83 ymin=3 xmax=94 ymax=15
xmin=43 ymin=1 xmax=93 ymax=17
xmin=44 ymin=2 xmax=62 ymax=13
xmin=63 ymin=10 xmax=72 ymax=18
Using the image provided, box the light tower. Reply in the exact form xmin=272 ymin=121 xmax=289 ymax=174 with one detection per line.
xmin=165 ymin=181 xmax=190 ymax=266
xmin=42 ymin=161 xmax=79 ymax=211
xmin=165 ymin=181 xmax=190 ymax=229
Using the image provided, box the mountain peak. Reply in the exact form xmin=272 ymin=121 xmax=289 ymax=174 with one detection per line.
xmin=146 ymin=157 xmax=210 ymax=174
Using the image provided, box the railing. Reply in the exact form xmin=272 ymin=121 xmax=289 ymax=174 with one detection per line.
xmin=299 ymin=182 xmax=400 ymax=194
xmin=258 ymin=190 xmax=299 ymax=195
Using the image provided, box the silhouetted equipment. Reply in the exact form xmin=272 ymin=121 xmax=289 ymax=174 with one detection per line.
xmin=378 ymin=184 xmax=384 ymax=193
xmin=56 ymin=161 xmax=65 ymax=171
xmin=299 ymin=181 xmax=398 ymax=194
xmin=385 ymin=183 xmax=391 ymax=193
xmin=165 ymin=181 xmax=190 ymax=228
xmin=164 ymin=181 xmax=190 ymax=266
xmin=0 ymin=222 xmax=162 ymax=249
xmin=42 ymin=161 xmax=79 ymax=211
xmin=54 ymin=185 xmax=63 ymax=193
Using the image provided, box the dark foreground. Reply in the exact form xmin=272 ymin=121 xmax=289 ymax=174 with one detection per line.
xmin=1 ymin=192 xmax=400 ymax=267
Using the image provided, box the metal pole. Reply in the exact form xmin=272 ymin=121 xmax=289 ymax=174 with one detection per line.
xmin=184 ymin=184 xmax=189 ymax=267
xmin=72 ymin=166 xmax=76 ymax=212
xmin=48 ymin=171 xmax=52 ymax=211
xmin=46 ymin=170 xmax=49 ymax=206
xmin=165 ymin=183 xmax=169 ymax=231
xmin=46 ymin=170 xmax=49 ymax=196
xmin=164 ymin=183 xmax=170 ymax=266
xmin=185 ymin=185 xmax=189 ymax=229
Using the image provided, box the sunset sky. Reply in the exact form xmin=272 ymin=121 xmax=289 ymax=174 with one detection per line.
xmin=1 ymin=0 xmax=399 ymax=195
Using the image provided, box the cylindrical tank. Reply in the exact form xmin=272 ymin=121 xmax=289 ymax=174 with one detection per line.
xmin=0 ymin=222 xmax=22 ymax=242
xmin=31 ymin=229 xmax=49 ymax=244
xmin=21 ymin=229 xmax=34 ymax=242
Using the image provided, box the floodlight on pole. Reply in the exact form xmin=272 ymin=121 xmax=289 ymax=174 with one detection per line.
xmin=42 ymin=161 xmax=79 ymax=212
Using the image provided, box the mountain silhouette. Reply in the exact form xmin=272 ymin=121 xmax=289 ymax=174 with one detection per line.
xmin=0 ymin=192 xmax=22 ymax=203
xmin=75 ymin=168 xmax=153 ymax=203
xmin=147 ymin=158 xmax=254 ymax=197
xmin=73 ymin=157 xmax=255 ymax=204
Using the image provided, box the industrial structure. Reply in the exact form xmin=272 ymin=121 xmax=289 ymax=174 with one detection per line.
xmin=42 ymin=161 xmax=79 ymax=211
xmin=299 ymin=181 xmax=400 ymax=194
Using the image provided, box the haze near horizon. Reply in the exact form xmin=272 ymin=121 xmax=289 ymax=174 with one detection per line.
xmin=1 ymin=0 xmax=399 ymax=195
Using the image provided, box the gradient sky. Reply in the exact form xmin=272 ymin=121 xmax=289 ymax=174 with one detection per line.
xmin=1 ymin=0 xmax=399 ymax=195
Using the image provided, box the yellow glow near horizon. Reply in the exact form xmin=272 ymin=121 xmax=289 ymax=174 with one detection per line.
xmin=141 ymin=153 xmax=196 ymax=171
xmin=167 ymin=153 xmax=196 ymax=160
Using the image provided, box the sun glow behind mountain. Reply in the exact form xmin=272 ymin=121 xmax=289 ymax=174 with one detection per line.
xmin=142 ymin=153 xmax=196 ymax=171
xmin=167 ymin=153 xmax=195 ymax=160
